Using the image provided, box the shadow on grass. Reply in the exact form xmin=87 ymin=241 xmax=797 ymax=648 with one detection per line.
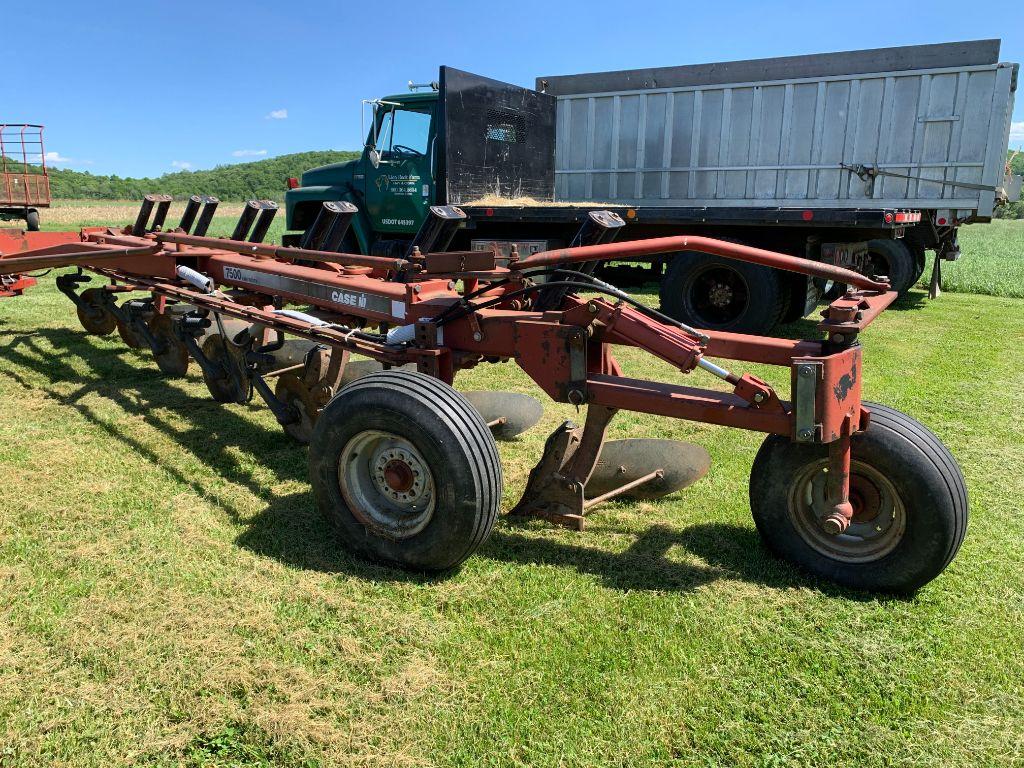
xmin=481 ymin=521 xmax=881 ymax=600
xmin=0 ymin=327 xmax=442 ymax=585
xmin=0 ymin=327 xmax=306 ymax=506
xmin=0 ymin=327 xmax=881 ymax=597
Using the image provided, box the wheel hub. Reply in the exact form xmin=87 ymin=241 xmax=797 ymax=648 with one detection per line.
xmin=708 ymin=282 xmax=733 ymax=308
xmin=788 ymin=460 xmax=906 ymax=563
xmin=339 ymin=431 xmax=436 ymax=539
xmin=372 ymin=447 xmax=427 ymax=504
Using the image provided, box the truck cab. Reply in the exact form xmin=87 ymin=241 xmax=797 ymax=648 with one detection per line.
xmin=285 ymin=90 xmax=440 ymax=253
xmin=285 ymin=67 xmax=557 ymax=256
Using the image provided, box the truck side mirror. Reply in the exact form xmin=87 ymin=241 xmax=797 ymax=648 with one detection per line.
xmin=368 ymin=148 xmax=382 ymax=169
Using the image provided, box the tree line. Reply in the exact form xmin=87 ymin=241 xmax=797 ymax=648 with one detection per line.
xmin=44 ymin=151 xmax=360 ymax=202
xmin=26 ymin=147 xmax=1024 ymax=217
xmin=995 ymin=150 xmax=1024 ymax=219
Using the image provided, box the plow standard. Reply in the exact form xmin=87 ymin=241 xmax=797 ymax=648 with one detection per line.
xmin=0 ymin=197 xmax=967 ymax=592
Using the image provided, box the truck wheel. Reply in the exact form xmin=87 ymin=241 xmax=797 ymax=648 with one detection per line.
xmin=866 ymin=239 xmax=915 ymax=294
xmin=908 ymin=243 xmax=927 ymax=287
xmin=660 ymin=252 xmax=785 ymax=335
xmin=25 ymin=209 xmax=40 ymax=231
xmin=749 ymin=403 xmax=967 ymax=593
xmin=309 ymin=370 xmax=502 ymax=572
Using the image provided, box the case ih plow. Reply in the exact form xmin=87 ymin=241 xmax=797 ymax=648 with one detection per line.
xmin=0 ymin=197 xmax=967 ymax=592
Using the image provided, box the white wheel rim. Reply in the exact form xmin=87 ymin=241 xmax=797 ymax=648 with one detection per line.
xmin=338 ymin=430 xmax=436 ymax=539
xmin=787 ymin=459 xmax=906 ymax=563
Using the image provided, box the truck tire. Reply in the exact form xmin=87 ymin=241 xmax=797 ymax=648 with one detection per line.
xmin=309 ymin=370 xmax=502 ymax=572
xmin=25 ymin=209 xmax=40 ymax=231
xmin=908 ymin=242 xmax=927 ymax=287
xmin=749 ymin=403 xmax=967 ymax=593
xmin=866 ymin=239 xmax=915 ymax=294
xmin=660 ymin=252 xmax=786 ymax=335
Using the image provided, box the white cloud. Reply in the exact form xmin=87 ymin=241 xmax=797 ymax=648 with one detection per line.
xmin=265 ymin=108 xmax=288 ymax=120
xmin=171 ymin=160 xmax=193 ymax=170
xmin=1010 ymin=121 xmax=1024 ymax=146
xmin=42 ymin=151 xmax=93 ymax=165
xmin=232 ymin=149 xmax=267 ymax=158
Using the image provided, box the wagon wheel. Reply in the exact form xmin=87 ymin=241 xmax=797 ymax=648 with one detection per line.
xmin=25 ymin=209 xmax=40 ymax=231
xmin=76 ymin=288 xmax=117 ymax=336
xmin=750 ymin=403 xmax=967 ymax=593
xmin=275 ymin=373 xmax=321 ymax=444
xmin=147 ymin=313 xmax=190 ymax=377
xmin=308 ymin=370 xmax=502 ymax=572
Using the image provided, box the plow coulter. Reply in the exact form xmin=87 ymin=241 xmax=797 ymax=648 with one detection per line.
xmin=0 ymin=197 xmax=967 ymax=592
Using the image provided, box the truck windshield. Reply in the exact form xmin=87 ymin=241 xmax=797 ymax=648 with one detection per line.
xmin=375 ymin=108 xmax=431 ymax=158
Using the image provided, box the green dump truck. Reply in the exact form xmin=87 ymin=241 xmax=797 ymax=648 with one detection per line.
xmin=285 ymin=42 xmax=1021 ymax=334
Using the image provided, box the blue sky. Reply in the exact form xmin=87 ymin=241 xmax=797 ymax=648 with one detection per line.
xmin=7 ymin=0 xmax=1023 ymax=177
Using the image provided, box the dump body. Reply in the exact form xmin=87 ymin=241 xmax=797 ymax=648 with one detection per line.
xmin=540 ymin=40 xmax=1019 ymax=219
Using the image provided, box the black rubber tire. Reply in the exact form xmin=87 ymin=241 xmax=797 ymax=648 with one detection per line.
xmin=908 ymin=243 xmax=928 ymax=287
xmin=25 ymin=209 xmax=40 ymax=231
xmin=866 ymin=239 xmax=915 ymax=294
xmin=750 ymin=403 xmax=967 ymax=593
xmin=660 ymin=252 xmax=786 ymax=335
xmin=308 ymin=370 xmax=502 ymax=572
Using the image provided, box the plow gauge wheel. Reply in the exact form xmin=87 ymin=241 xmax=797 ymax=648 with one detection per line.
xmin=750 ymin=403 xmax=967 ymax=593
xmin=309 ymin=370 xmax=502 ymax=572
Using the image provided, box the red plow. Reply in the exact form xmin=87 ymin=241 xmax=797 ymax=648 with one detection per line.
xmin=0 ymin=197 xmax=967 ymax=592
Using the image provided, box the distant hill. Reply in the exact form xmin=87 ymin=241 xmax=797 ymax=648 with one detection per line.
xmin=47 ymin=151 xmax=360 ymax=202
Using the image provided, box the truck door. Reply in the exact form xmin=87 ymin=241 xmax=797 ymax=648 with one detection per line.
xmin=363 ymin=103 xmax=435 ymax=238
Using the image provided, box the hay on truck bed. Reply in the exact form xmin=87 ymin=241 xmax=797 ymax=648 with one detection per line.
xmin=463 ymin=195 xmax=614 ymax=208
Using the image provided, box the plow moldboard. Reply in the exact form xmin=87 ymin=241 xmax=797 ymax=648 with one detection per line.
xmin=587 ymin=438 xmax=711 ymax=500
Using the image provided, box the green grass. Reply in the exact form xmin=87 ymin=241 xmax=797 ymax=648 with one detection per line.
xmin=0 ymin=206 xmax=1023 ymax=766
xmin=945 ymin=220 xmax=1024 ymax=297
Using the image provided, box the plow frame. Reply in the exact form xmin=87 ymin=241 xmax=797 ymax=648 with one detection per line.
xmin=0 ymin=201 xmax=897 ymax=534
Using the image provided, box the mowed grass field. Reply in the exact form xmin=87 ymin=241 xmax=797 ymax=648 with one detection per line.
xmin=0 ymin=201 xmax=1022 ymax=766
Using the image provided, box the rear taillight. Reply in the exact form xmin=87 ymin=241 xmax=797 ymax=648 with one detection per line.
xmin=287 ymin=177 xmax=299 ymax=189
